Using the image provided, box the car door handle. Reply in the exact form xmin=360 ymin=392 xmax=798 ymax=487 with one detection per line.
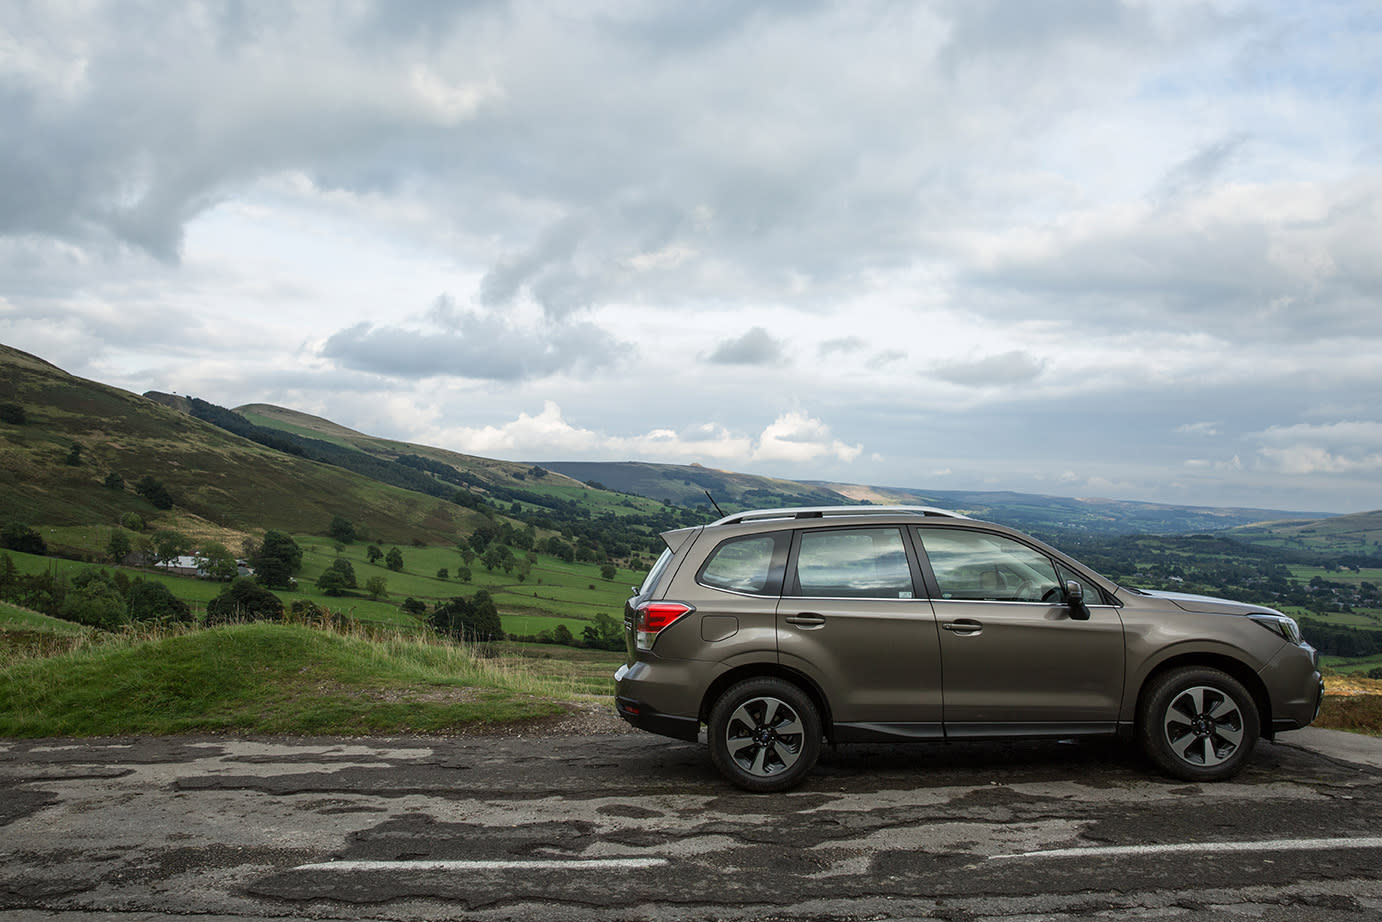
xmin=942 ymin=619 xmax=983 ymax=635
xmin=784 ymin=614 xmax=827 ymax=628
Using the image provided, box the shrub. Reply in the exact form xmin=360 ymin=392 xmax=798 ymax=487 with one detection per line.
xmin=206 ymin=577 xmax=283 ymax=624
xmin=127 ymin=581 xmax=192 ymax=624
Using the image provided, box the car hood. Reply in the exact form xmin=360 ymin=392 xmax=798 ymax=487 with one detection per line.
xmin=1134 ymin=588 xmax=1282 ymax=617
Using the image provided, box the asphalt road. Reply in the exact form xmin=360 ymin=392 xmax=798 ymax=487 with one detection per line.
xmin=3 ymin=728 xmax=1382 ymax=921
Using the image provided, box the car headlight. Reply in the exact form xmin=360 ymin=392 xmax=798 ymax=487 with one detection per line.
xmin=1250 ymin=613 xmax=1303 ymax=645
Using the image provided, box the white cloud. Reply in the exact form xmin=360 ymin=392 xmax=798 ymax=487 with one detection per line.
xmin=435 ymin=404 xmax=860 ymax=469
xmin=1 ymin=1 xmax=1381 ymax=512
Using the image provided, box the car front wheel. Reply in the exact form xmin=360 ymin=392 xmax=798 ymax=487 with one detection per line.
xmin=707 ymin=677 xmax=821 ymax=793
xmin=1138 ymin=666 xmax=1260 ymax=782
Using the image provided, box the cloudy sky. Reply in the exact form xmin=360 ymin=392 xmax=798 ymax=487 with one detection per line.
xmin=2 ymin=1 xmax=1380 ymax=514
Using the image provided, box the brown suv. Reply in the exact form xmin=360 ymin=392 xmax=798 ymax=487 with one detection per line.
xmin=614 ymin=506 xmax=1323 ymax=792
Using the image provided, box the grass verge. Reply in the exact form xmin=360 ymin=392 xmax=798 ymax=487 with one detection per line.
xmin=0 ymin=622 xmax=605 ymax=737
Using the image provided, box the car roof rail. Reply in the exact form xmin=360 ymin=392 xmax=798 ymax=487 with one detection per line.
xmin=709 ymin=505 xmax=968 ymax=526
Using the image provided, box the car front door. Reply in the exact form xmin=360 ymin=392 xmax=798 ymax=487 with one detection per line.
xmin=913 ymin=527 xmax=1125 ymax=737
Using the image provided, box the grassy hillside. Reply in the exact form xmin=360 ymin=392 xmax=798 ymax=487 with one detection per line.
xmin=537 ymin=459 xmax=846 ymax=511
xmin=0 ymin=344 xmax=490 ymax=553
xmin=1232 ymin=510 xmax=1382 ymax=556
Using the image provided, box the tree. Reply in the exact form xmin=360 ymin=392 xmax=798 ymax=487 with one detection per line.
xmin=1 ymin=523 xmax=47 ymax=556
xmin=546 ymin=537 xmax=575 ymax=562
xmin=385 ymin=547 xmax=404 ymax=572
xmin=195 ymin=542 xmax=240 ymax=581
xmin=206 ymin=578 xmax=283 ymax=624
xmin=552 ymin=623 xmax=575 ymax=646
xmin=135 ymin=475 xmax=174 ymax=510
xmin=316 ymin=569 xmax=349 ymax=596
xmin=127 ymin=581 xmax=192 ymax=623
xmin=437 ymin=567 xmax=449 ymax=579
xmin=253 ymin=530 xmax=302 ymax=589
xmin=581 ymin=613 xmax=624 ymax=651
xmin=0 ymin=403 xmax=25 ymax=424
xmin=62 ymin=571 xmax=128 ymax=630
xmin=601 ymin=564 xmax=617 ymax=581
xmin=457 ymin=565 xmax=472 ymax=583
xmin=327 ymin=557 xmax=357 ymax=588
xmin=151 ymin=529 xmax=189 ymax=566
xmin=365 ymin=575 xmax=388 ymax=599
xmin=65 ymin=443 xmax=82 ymax=466
xmin=107 ymin=530 xmax=131 ymax=564
xmin=366 ymin=544 xmax=383 ymax=565
xmin=428 ymin=590 xmax=503 ymax=642
xmin=316 ymin=558 xmax=356 ymax=594
xmin=120 ymin=512 xmax=144 ymax=532
xmin=328 ymin=515 xmax=356 ymax=544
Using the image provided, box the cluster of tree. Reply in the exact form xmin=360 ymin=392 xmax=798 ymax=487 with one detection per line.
xmin=134 ymin=475 xmax=174 ymax=510
xmin=315 ymin=555 xmax=388 ymax=599
xmin=186 ymin=397 xmax=457 ymax=499
xmin=0 ymin=555 xmax=190 ymax=630
xmin=1 ymin=523 xmax=47 ymax=556
xmin=1299 ymin=618 xmax=1382 ymax=658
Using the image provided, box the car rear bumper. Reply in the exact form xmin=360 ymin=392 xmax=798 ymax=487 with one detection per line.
xmin=614 ymin=661 xmax=702 ymax=742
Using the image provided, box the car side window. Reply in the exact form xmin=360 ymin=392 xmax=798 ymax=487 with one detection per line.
xmin=791 ymin=527 xmax=915 ymax=599
xmin=916 ymin=529 xmax=1062 ymax=603
xmin=698 ymin=534 xmax=785 ymax=595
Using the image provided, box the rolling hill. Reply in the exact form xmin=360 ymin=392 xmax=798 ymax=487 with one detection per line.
xmin=1 ymin=340 xmax=1341 ymax=559
xmin=0 ymin=344 xmax=493 ymax=554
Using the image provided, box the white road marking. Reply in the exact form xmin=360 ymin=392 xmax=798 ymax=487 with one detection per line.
xmin=991 ymin=836 xmax=1382 ymax=861
xmin=293 ymin=858 xmax=668 ymax=872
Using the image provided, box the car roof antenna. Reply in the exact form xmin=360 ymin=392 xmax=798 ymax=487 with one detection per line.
xmin=704 ymin=490 xmax=727 ymax=518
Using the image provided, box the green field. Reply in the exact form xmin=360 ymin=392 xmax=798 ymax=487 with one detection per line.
xmin=1 ymin=534 xmax=640 ymax=639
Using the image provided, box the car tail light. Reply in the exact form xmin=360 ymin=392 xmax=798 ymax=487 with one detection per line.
xmin=635 ymin=601 xmax=693 ymax=651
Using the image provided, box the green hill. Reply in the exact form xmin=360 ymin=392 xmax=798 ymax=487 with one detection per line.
xmin=1231 ymin=510 xmax=1382 ymax=556
xmin=0 ymin=343 xmax=489 ymax=554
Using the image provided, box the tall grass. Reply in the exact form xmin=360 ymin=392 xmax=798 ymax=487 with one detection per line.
xmin=0 ymin=618 xmax=619 ymax=737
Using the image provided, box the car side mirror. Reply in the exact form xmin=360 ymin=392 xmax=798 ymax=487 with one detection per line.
xmin=1066 ymin=580 xmax=1091 ymax=621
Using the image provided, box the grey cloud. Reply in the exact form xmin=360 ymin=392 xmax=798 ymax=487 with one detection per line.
xmin=707 ymin=327 xmax=784 ymax=366
xmin=819 ymin=336 xmax=866 ymax=356
xmin=931 ymin=351 xmax=1045 ymax=388
xmin=321 ymin=313 xmax=623 ymax=381
xmin=1155 ymin=136 xmax=1250 ymax=204
xmin=480 ymin=218 xmax=587 ymax=312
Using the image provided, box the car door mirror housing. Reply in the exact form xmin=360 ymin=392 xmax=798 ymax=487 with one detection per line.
xmin=1066 ymin=580 xmax=1091 ymax=620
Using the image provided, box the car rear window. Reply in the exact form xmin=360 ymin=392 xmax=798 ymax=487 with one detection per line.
xmin=791 ymin=527 xmax=915 ymax=599
xmin=638 ymin=546 xmax=676 ymax=597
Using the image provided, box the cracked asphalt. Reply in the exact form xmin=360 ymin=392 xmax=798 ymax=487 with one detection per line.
xmin=2 ymin=729 xmax=1381 ymax=921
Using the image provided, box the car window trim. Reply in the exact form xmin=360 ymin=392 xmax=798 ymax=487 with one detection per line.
xmin=910 ymin=523 xmax=1115 ymax=606
xmin=782 ymin=523 xmax=925 ymax=600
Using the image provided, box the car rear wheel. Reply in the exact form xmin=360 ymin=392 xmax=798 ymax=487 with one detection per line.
xmin=1138 ymin=666 xmax=1260 ymax=782
xmin=708 ymin=677 xmax=821 ymax=793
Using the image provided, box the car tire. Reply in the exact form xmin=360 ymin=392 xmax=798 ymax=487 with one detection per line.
xmin=1138 ymin=666 xmax=1260 ymax=782
xmin=708 ymin=677 xmax=822 ymax=793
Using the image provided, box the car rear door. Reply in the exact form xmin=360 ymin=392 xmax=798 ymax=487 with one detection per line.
xmin=776 ymin=525 xmax=945 ymax=739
